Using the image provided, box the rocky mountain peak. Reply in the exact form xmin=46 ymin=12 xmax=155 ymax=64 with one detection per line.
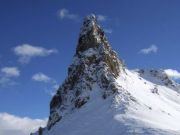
xmin=79 ymin=14 xmax=96 ymax=36
xmin=76 ymin=14 xmax=106 ymax=54
xmin=47 ymin=14 xmax=124 ymax=130
xmin=32 ymin=14 xmax=180 ymax=135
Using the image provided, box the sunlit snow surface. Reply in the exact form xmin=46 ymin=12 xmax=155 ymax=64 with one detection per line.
xmin=33 ymin=69 xmax=180 ymax=135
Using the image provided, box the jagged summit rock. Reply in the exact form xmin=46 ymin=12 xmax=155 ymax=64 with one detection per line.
xmin=77 ymin=14 xmax=123 ymax=77
xmin=77 ymin=14 xmax=105 ymax=52
xmin=47 ymin=14 xmax=124 ymax=129
xmin=79 ymin=14 xmax=97 ymax=37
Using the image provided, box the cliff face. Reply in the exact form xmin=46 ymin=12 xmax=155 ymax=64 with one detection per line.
xmin=47 ymin=14 xmax=124 ymax=129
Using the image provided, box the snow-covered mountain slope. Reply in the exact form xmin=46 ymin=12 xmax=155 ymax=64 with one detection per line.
xmin=32 ymin=15 xmax=180 ymax=135
xmin=33 ymin=69 xmax=180 ymax=135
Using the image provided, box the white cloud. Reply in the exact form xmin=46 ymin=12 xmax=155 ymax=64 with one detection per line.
xmin=97 ymin=15 xmax=107 ymax=22
xmin=139 ymin=45 xmax=158 ymax=54
xmin=164 ymin=69 xmax=180 ymax=80
xmin=104 ymin=28 xmax=113 ymax=34
xmin=50 ymin=84 xmax=59 ymax=96
xmin=58 ymin=8 xmax=79 ymax=21
xmin=0 ymin=77 xmax=16 ymax=87
xmin=1 ymin=67 xmax=20 ymax=77
xmin=0 ymin=67 xmax=20 ymax=87
xmin=13 ymin=44 xmax=57 ymax=64
xmin=0 ymin=112 xmax=47 ymax=135
xmin=32 ymin=73 xmax=51 ymax=83
xmin=57 ymin=10 xmax=107 ymax=23
xmin=32 ymin=72 xmax=58 ymax=96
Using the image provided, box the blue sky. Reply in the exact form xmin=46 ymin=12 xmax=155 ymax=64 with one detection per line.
xmin=0 ymin=0 xmax=180 ymax=134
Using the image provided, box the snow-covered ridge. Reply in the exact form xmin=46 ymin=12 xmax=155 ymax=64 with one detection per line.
xmin=116 ymin=69 xmax=180 ymax=133
xmin=33 ymin=69 xmax=180 ymax=135
xmin=136 ymin=69 xmax=179 ymax=92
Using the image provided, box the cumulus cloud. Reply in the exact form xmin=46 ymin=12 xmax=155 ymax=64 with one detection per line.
xmin=96 ymin=15 xmax=107 ymax=22
xmin=32 ymin=73 xmax=51 ymax=83
xmin=1 ymin=67 xmax=20 ymax=77
xmin=139 ymin=45 xmax=158 ymax=54
xmin=0 ymin=77 xmax=16 ymax=87
xmin=164 ymin=69 xmax=180 ymax=80
xmin=32 ymin=72 xmax=58 ymax=96
xmin=0 ymin=112 xmax=47 ymax=135
xmin=13 ymin=44 xmax=57 ymax=64
xmin=58 ymin=8 xmax=79 ymax=21
xmin=0 ymin=67 xmax=20 ymax=87
xmin=57 ymin=9 xmax=108 ymax=23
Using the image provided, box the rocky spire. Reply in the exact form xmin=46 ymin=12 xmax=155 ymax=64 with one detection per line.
xmin=47 ymin=14 xmax=124 ymax=130
xmin=76 ymin=14 xmax=123 ymax=77
xmin=76 ymin=14 xmax=103 ymax=53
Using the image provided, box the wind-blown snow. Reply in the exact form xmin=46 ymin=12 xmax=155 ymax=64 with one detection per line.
xmin=32 ymin=69 xmax=180 ymax=135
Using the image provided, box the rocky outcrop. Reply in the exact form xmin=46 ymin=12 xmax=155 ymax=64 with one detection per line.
xmin=138 ymin=69 xmax=177 ymax=88
xmin=47 ymin=14 xmax=124 ymax=129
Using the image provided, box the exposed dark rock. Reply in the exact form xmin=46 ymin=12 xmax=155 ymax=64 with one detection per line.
xmin=48 ymin=111 xmax=62 ymax=130
xmin=38 ymin=127 xmax=43 ymax=135
xmin=151 ymin=86 xmax=159 ymax=94
xmin=75 ymin=96 xmax=89 ymax=108
xmin=50 ymin=94 xmax=62 ymax=109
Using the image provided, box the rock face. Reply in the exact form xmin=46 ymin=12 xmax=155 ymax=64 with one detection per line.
xmin=47 ymin=14 xmax=124 ymax=129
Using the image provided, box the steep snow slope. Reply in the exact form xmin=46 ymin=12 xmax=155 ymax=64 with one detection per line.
xmin=33 ymin=69 xmax=180 ymax=135
xmin=116 ymin=69 xmax=180 ymax=133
